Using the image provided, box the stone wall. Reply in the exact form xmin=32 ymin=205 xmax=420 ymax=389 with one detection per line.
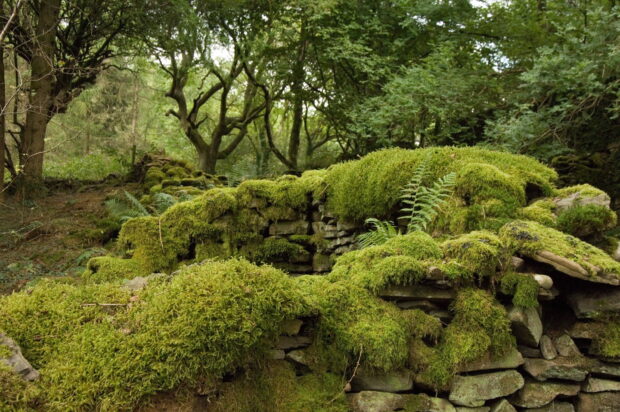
xmin=263 ymin=248 xmax=620 ymax=412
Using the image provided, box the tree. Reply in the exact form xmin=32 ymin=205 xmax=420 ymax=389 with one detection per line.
xmin=3 ymin=0 xmax=141 ymax=193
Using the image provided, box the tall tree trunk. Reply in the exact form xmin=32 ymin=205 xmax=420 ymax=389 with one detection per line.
xmin=0 ymin=45 xmax=5 ymax=200
xmin=287 ymin=21 xmax=308 ymax=171
xmin=19 ymin=0 xmax=61 ymax=192
xmin=197 ymin=147 xmax=217 ymax=174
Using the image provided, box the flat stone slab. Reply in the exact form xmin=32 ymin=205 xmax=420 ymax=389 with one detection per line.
xmin=351 ymin=370 xmax=413 ymax=393
xmin=567 ymin=286 xmax=620 ymax=319
xmin=524 ymin=358 xmax=589 ymax=382
xmin=449 ymin=370 xmax=524 ymax=407
xmin=577 ymin=391 xmax=620 ymax=412
xmin=510 ymin=380 xmax=580 ymax=408
xmin=525 ymin=402 xmax=575 ymax=412
xmin=531 ymin=250 xmax=619 ymax=286
xmin=348 ymin=391 xmax=406 ymax=412
xmin=458 ymin=347 xmax=524 ymax=373
xmin=582 ymin=376 xmax=620 ymax=393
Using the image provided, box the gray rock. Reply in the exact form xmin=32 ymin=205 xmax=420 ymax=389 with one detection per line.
xmin=531 ymin=250 xmax=619 ymax=286
xmin=613 ymin=242 xmax=620 ymax=262
xmin=379 ymin=285 xmax=456 ymax=301
xmin=540 ymin=335 xmax=558 ymax=360
xmin=396 ymin=300 xmax=440 ymax=311
xmin=0 ymin=334 xmax=39 ymax=381
xmin=489 ymin=399 xmax=516 ymax=412
xmin=554 ymin=191 xmax=611 ymax=212
xmin=280 ymin=319 xmax=303 ymax=336
xmin=351 ymin=370 xmax=413 ymax=393
xmin=458 ymin=347 xmax=524 ymax=373
xmin=348 ymin=391 xmax=406 ymax=412
xmin=336 ymin=220 xmax=359 ymax=232
xmin=508 ymin=306 xmax=543 ymax=347
xmin=590 ymin=361 xmax=620 ymax=379
xmin=534 ymin=274 xmax=554 ymax=290
xmin=449 ymin=370 xmax=524 ymax=407
xmin=266 ymin=349 xmax=285 ymax=360
xmin=269 ymin=220 xmax=309 ymax=236
xmin=538 ymin=287 xmax=560 ymax=301
xmin=582 ymin=376 xmax=620 ymax=393
xmin=554 ymin=335 xmax=582 ymax=357
xmin=510 ymin=380 xmax=580 ymax=408
xmin=122 ymin=273 xmax=166 ymax=292
xmin=286 ymin=349 xmax=309 ymax=366
xmin=566 ymin=286 xmax=620 ymax=319
xmin=456 ymin=408 xmax=491 ymax=412
xmin=523 ymin=358 xmax=589 ymax=382
xmin=525 ymin=402 xmax=575 ymax=412
xmin=568 ymin=322 xmax=602 ymax=340
xmin=275 ymin=335 xmax=311 ymax=350
xmin=576 ymin=392 xmax=620 ymax=412
xmin=520 ymin=346 xmax=543 ymax=358
xmin=426 ymin=397 xmax=457 ymax=412
xmin=511 ymin=256 xmax=526 ymax=271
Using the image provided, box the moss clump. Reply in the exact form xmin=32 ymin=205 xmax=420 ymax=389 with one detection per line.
xmin=329 ymin=232 xmax=442 ymax=293
xmin=422 ymin=289 xmax=515 ymax=387
xmin=209 ymin=361 xmax=348 ymax=412
xmin=500 ymin=273 xmax=539 ymax=308
xmin=0 ymin=364 xmax=42 ymax=411
xmin=442 ymin=231 xmax=505 ymax=281
xmin=518 ymin=199 xmax=556 ymax=227
xmin=237 ymin=171 xmax=326 ymax=210
xmin=325 ymin=147 xmax=557 ymax=227
xmin=555 ymin=183 xmax=609 ymax=199
xmin=0 ymin=259 xmax=305 ymax=411
xmin=556 ymin=204 xmax=617 ymax=237
xmin=592 ymin=316 xmax=620 ymax=359
xmin=500 ymin=220 xmax=620 ymax=277
xmin=83 ymin=256 xmax=150 ymax=283
xmin=251 ymin=238 xmax=309 ymax=263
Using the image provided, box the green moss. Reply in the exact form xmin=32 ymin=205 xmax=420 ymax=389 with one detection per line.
xmin=500 ymin=273 xmax=539 ymax=308
xmin=236 ymin=172 xmax=325 ymax=211
xmin=209 ymin=361 xmax=348 ymax=412
xmin=556 ymin=204 xmax=617 ymax=237
xmin=500 ymin=220 xmax=620 ymax=277
xmin=329 ymin=232 xmax=442 ymax=293
xmin=555 ymin=183 xmax=608 ymax=199
xmin=422 ymin=289 xmax=515 ymax=387
xmin=0 ymin=259 xmax=306 ymax=411
xmin=441 ymin=231 xmax=505 ymax=281
xmin=592 ymin=316 xmax=620 ymax=359
xmin=0 ymin=343 xmax=12 ymax=358
xmin=144 ymin=167 xmax=166 ymax=189
xmin=325 ymin=147 xmax=557 ymax=225
xmin=251 ymin=238 xmax=309 ymax=263
xmin=165 ymin=166 xmax=188 ymax=179
xmin=83 ymin=256 xmax=150 ymax=283
xmin=518 ymin=199 xmax=557 ymax=227
xmin=0 ymin=364 xmax=42 ymax=411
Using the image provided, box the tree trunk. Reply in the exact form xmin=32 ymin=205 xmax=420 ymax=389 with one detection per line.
xmin=0 ymin=44 xmax=5 ymax=200
xmin=287 ymin=21 xmax=308 ymax=171
xmin=197 ymin=147 xmax=217 ymax=174
xmin=19 ymin=0 xmax=61 ymax=192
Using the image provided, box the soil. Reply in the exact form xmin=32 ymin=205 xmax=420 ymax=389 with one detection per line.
xmin=0 ymin=182 xmax=136 ymax=294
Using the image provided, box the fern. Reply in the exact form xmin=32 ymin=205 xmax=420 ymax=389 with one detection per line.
xmin=105 ymin=191 xmax=151 ymax=223
xmin=403 ymin=172 xmax=456 ymax=232
xmin=357 ymin=218 xmax=400 ymax=248
xmin=152 ymin=192 xmax=178 ymax=214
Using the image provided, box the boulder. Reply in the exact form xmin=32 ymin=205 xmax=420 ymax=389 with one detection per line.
xmin=554 ymin=335 xmax=582 ymax=358
xmin=525 ymin=402 xmax=575 ymax=412
xmin=489 ymin=399 xmax=516 ymax=412
xmin=508 ymin=306 xmax=543 ymax=347
xmin=449 ymin=370 xmax=524 ymax=407
xmin=576 ymin=392 xmax=620 ymax=412
xmin=582 ymin=376 xmax=620 ymax=393
xmin=510 ymin=380 xmax=580 ymax=408
xmin=458 ymin=347 xmax=524 ymax=373
xmin=540 ymin=335 xmax=558 ymax=360
xmin=523 ymin=358 xmax=589 ymax=382
xmin=566 ymin=287 xmax=620 ymax=319
xmin=351 ymin=370 xmax=413 ymax=393
xmin=0 ymin=334 xmax=39 ymax=381
xmin=348 ymin=391 xmax=406 ymax=412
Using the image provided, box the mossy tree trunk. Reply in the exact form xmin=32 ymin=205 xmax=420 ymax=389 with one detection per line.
xmin=0 ymin=42 xmax=5 ymax=200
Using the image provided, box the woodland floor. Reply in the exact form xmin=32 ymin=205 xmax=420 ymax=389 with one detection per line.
xmin=0 ymin=182 xmax=134 ymax=294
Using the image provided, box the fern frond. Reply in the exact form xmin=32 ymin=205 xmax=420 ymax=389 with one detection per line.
xmin=402 ymin=171 xmax=456 ymax=233
xmin=123 ymin=191 xmax=150 ymax=217
xmin=357 ymin=218 xmax=399 ymax=248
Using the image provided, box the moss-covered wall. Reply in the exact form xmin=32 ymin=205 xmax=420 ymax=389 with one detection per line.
xmin=2 ymin=147 xmax=620 ymax=411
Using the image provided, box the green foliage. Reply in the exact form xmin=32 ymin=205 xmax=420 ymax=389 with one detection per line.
xmin=500 ymin=273 xmax=540 ymax=308
xmin=357 ymin=218 xmax=400 ymax=248
xmin=403 ymin=172 xmax=456 ymax=232
xmin=105 ymin=191 xmax=151 ymax=223
xmin=423 ymin=289 xmax=515 ymax=387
